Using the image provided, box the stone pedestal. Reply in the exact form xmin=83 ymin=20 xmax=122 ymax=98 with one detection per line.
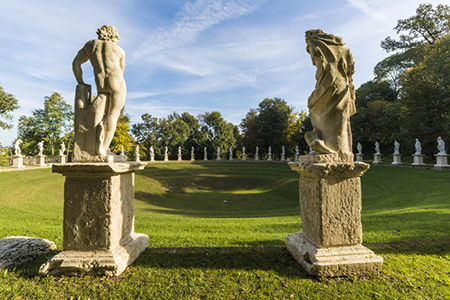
xmin=255 ymin=154 xmax=259 ymax=161
xmin=391 ymin=154 xmax=402 ymax=165
xmin=412 ymin=154 xmax=425 ymax=166
xmin=150 ymin=154 xmax=155 ymax=162
xmin=12 ymin=155 xmax=25 ymax=168
xmin=39 ymin=162 xmax=149 ymax=277
xmin=164 ymin=154 xmax=169 ymax=162
xmin=434 ymin=154 xmax=449 ymax=168
xmin=281 ymin=154 xmax=286 ymax=161
xmin=191 ymin=154 xmax=195 ymax=161
xmin=135 ymin=155 xmax=140 ymax=162
xmin=295 ymin=154 xmax=299 ymax=162
xmin=242 ymin=154 xmax=246 ymax=161
xmin=36 ymin=155 xmax=46 ymax=167
xmin=58 ymin=155 xmax=67 ymax=164
xmin=373 ymin=153 xmax=382 ymax=164
xmin=355 ymin=153 xmax=363 ymax=162
xmin=267 ymin=154 xmax=272 ymax=161
xmin=116 ymin=155 xmax=127 ymax=162
xmin=286 ymin=160 xmax=383 ymax=277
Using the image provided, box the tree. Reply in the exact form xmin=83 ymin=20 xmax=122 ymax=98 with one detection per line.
xmin=381 ymin=3 xmax=450 ymax=53
xmin=199 ymin=111 xmax=236 ymax=159
xmin=17 ymin=93 xmax=73 ymax=156
xmin=110 ymin=109 xmax=135 ymax=158
xmin=0 ymin=85 xmax=19 ymax=130
xmin=255 ymin=98 xmax=292 ymax=156
xmin=239 ymin=108 xmax=260 ymax=156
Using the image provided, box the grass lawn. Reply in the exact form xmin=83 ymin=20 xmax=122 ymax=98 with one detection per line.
xmin=0 ymin=162 xmax=449 ymax=299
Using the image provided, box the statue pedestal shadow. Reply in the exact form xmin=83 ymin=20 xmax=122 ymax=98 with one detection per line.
xmin=286 ymin=159 xmax=383 ymax=277
xmin=39 ymin=162 xmax=148 ymax=277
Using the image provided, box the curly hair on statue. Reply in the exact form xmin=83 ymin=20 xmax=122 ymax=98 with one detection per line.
xmin=96 ymin=25 xmax=120 ymax=42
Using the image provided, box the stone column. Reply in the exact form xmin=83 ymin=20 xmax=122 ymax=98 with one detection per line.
xmin=391 ymin=154 xmax=402 ymax=165
xmin=412 ymin=154 xmax=425 ymax=166
xmin=58 ymin=155 xmax=67 ymax=164
xmin=286 ymin=160 xmax=383 ymax=277
xmin=434 ymin=154 xmax=449 ymax=168
xmin=39 ymin=162 xmax=149 ymax=277
xmin=12 ymin=155 xmax=25 ymax=168
xmin=355 ymin=153 xmax=363 ymax=162
xmin=373 ymin=153 xmax=382 ymax=164
xmin=37 ymin=155 xmax=46 ymax=167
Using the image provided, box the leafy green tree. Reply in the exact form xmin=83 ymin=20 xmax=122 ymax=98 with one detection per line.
xmin=255 ymin=98 xmax=292 ymax=157
xmin=110 ymin=109 xmax=135 ymax=158
xmin=239 ymin=108 xmax=260 ymax=157
xmin=199 ymin=111 xmax=236 ymax=159
xmin=17 ymin=93 xmax=73 ymax=156
xmin=0 ymin=85 xmax=19 ymax=130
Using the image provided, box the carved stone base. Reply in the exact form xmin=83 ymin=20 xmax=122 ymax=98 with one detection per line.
xmin=373 ymin=153 xmax=382 ymax=164
xmin=281 ymin=154 xmax=286 ymax=161
xmin=355 ymin=153 xmax=363 ymax=162
xmin=12 ymin=155 xmax=25 ymax=168
xmin=58 ymin=155 xmax=67 ymax=164
xmin=391 ymin=154 xmax=402 ymax=165
xmin=39 ymin=162 xmax=148 ymax=277
xmin=36 ymin=155 xmax=46 ymax=167
xmin=435 ymin=154 xmax=449 ymax=167
xmin=412 ymin=154 xmax=425 ymax=166
xmin=267 ymin=154 xmax=272 ymax=161
xmin=255 ymin=154 xmax=259 ymax=161
xmin=285 ymin=232 xmax=383 ymax=277
xmin=242 ymin=154 xmax=246 ymax=161
xmin=39 ymin=233 xmax=148 ymax=277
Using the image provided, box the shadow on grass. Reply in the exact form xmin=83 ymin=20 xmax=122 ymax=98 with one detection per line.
xmin=135 ymin=162 xmax=299 ymax=218
xmin=133 ymin=246 xmax=312 ymax=279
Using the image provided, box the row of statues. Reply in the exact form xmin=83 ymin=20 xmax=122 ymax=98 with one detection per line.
xmin=14 ymin=140 xmax=67 ymax=156
xmin=356 ymin=136 xmax=447 ymax=156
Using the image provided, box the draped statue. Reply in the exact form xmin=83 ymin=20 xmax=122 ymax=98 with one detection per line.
xmin=304 ymin=29 xmax=356 ymax=162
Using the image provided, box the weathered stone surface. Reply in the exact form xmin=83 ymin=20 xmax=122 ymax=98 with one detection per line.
xmin=287 ymin=161 xmax=382 ymax=277
xmin=0 ymin=236 xmax=56 ymax=270
xmin=40 ymin=162 xmax=148 ymax=277
xmin=412 ymin=154 xmax=425 ymax=166
xmin=286 ymin=232 xmax=383 ymax=277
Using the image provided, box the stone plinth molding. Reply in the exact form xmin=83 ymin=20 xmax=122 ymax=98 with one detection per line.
xmin=392 ymin=154 xmax=402 ymax=165
xmin=12 ymin=155 xmax=25 ymax=168
xmin=286 ymin=161 xmax=383 ymax=277
xmin=373 ymin=153 xmax=382 ymax=164
xmin=412 ymin=154 xmax=425 ymax=166
xmin=57 ymin=155 xmax=67 ymax=164
xmin=355 ymin=153 xmax=363 ymax=162
xmin=36 ymin=155 xmax=46 ymax=167
xmin=39 ymin=162 xmax=149 ymax=277
xmin=434 ymin=154 xmax=449 ymax=168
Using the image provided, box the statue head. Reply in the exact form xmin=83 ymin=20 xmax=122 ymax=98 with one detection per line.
xmin=96 ymin=25 xmax=120 ymax=43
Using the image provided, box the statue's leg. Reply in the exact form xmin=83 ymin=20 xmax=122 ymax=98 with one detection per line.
xmin=93 ymin=93 xmax=107 ymax=155
xmin=102 ymin=89 xmax=126 ymax=154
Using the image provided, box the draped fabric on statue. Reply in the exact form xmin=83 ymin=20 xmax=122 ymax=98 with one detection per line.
xmin=305 ymin=30 xmax=355 ymax=160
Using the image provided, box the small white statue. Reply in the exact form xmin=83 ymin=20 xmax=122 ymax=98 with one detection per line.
xmin=217 ymin=147 xmax=220 ymax=156
xmin=135 ymin=145 xmax=139 ymax=156
xmin=357 ymin=142 xmax=362 ymax=155
xmin=178 ymin=146 xmax=181 ymax=156
xmin=164 ymin=146 xmax=168 ymax=156
xmin=256 ymin=146 xmax=259 ymax=155
xmin=229 ymin=146 xmax=233 ymax=160
xmin=437 ymin=137 xmax=446 ymax=155
xmin=393 ymin=141 xmax=400 ymax=155
xmin=242 ymin=146 xmax=246 ymax=155
xmin=150 ymin=146 xmax=154 ymax=156
xmin=282 ymin=145 xmax=285 ymax=155
xmin=191 ymin=146 xmax=194 ymax=156
xmin=375 ymin=141 xmax=380 ymax=154
xmin=204 ymin=146 xmax=207 ymax=160
xmin=268 ymin=146 xmax=272 ymax=155
xmin=415 ymin=139 xmax=422 ymax=155
xmin=120 ymin=145 xmax=124 ymax=155
xmin=37 ymin=141 xmax=44 ymax=156
xmin=59 ymin=142 xmax=66 ymax=155
xmin=295 ymin=145 xmax=299 ymax=156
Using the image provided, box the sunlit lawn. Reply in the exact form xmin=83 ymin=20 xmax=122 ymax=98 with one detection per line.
xmin=0 ymin=162 xmax=449 ymax=299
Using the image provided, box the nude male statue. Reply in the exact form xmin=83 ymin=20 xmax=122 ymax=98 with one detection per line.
xmin=72 ymin=24 xmax=126 ymax=156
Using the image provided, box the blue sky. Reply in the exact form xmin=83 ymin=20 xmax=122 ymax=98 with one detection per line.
xmin=0 ymin=0 xmax=444 ymax=147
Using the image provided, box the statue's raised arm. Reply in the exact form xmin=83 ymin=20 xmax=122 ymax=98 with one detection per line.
xmin=304 ymin=29 xmax=356 ymax=163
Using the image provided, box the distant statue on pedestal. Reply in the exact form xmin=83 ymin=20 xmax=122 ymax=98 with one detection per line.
xmin=393 ymin=141 xmax=400 ymax=155
xmin=60 ymin=142 xmax=66 ymax=156
xmin=216 ymin=147 xmax=221 ymax=160
xmin=357 ymin=143 xmax=362 ymax=155
xmin=177 ymin=146 xmax=182 ymax=161
xmin=38 ymin=141 xmax=44 ymax=156
xmin=242 ymin=146 xmax=246 ymax=160
xmin=14 ymin=139 xmax=22 ymax=156
xmin=255 ymin=146 xmax=259 ymax=160
xmin=135 ymin=145 xmax=140 ymax=162
xmin=375 ymin=141 xmax=380 ymax=155
xmin=229 ymin=146 xmax=233 ymax=160
xmin=437 ymin=137 xmax=446 ymax=155
xmin=415 ymin=139 xmax=422 ymax=155
xmin=204 ymin=147 xmax=208 ymax=161
xmin=120 ymin=145 xmax=124 ymax=156
xmin=191 ymin=146 xmax=195 ymax=161
xmin=164 ymin=146 xmax=169 ymax=162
